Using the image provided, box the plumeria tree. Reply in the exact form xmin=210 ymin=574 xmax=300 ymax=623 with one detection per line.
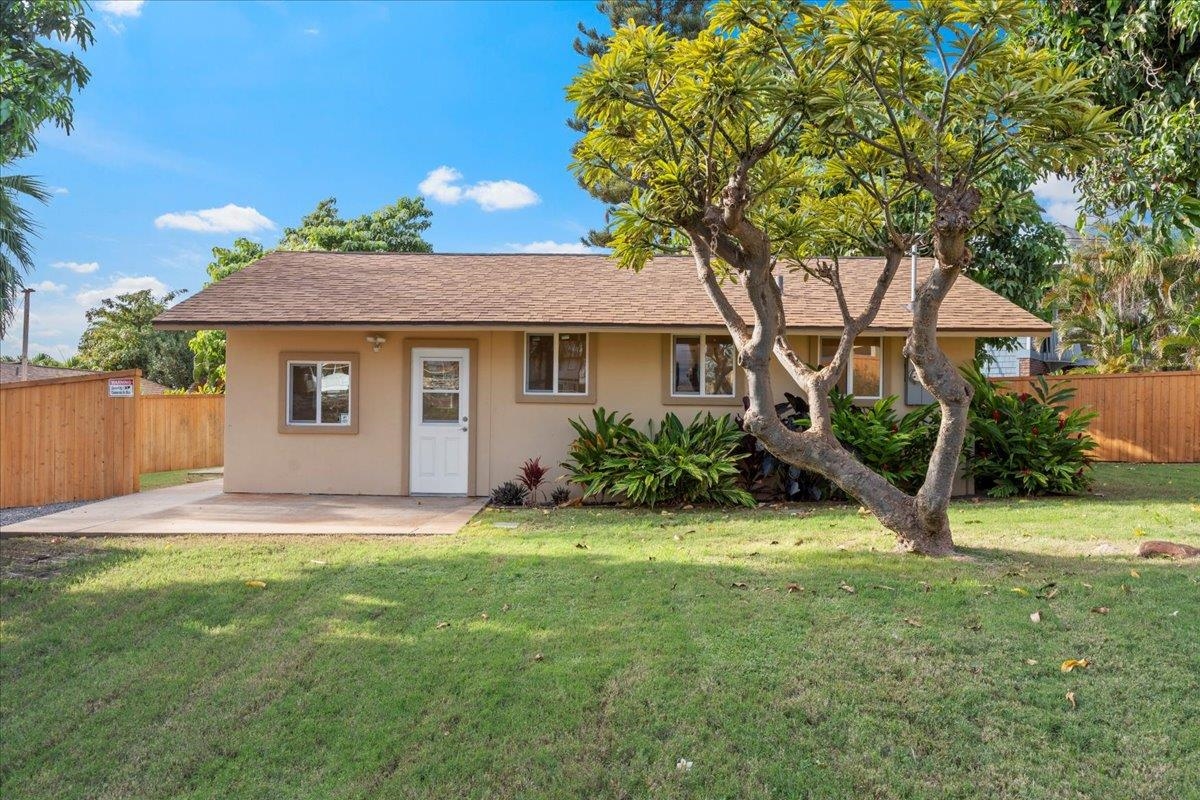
xmin=568 ymin=0 xmax=1115 ymax=554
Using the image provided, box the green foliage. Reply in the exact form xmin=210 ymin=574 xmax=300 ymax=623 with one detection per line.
xmin=188 ymin=198 xmax=432 ymax=382
xmin=0 ymin=173 xmax=50 ymax=335
xmin=205 ymin=238 xmax=265 ymax=285
xmin=489 ymin=481 xmax=528 ymax=507
xmin=963 ymin=367 xmax=1097 ymax=498
xmin=968 ymin=165 xmax=1070 ymax=315
xmin=1044 ymin=230 xmax=1200 ymax=372
xmin=739 ymin=392 xmax=939 ymax=500
xmin=0 ymin=0 xmax=94 ymax=161
xmin=279 ymin=197 xmax=433 ymax=253
xmin=826 ymin=393 xmax=940 ymax=496
xmin=570 ymin=0 xmax=708 ymax=247
xmin=563 ymin=408 xmax=754 ymax=507
xmin=187 ymin=329 xmax=226 ymax=388
xmin=164 ymin=382 xmax=223 ymax=396
xmin=568 ymin=0 xmax=1117 ymax=271
xmin=549 ymin=486 xmax=572 ymax=505
xmin=0 ymin=0 xmax=93 ymax=332
xmin=1030 ymin=0 xmax=1200 ymax=236
xmin=76 ymin=290 xmax=194 ymax=389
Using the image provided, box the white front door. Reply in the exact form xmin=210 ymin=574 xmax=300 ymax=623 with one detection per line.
xmin=410 ymin=348 xmax=470 ymax=495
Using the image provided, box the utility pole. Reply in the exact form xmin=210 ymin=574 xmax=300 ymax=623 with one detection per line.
xmin=19 ymin=287 xmax=35 ymax=381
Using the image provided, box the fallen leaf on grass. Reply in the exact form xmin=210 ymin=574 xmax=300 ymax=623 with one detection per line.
xmin=1011 ymin=587 xmax=1030 ymax=596
xmin=1030 ymin=611 xmax=1042 ymax=623
xmin=1134 ymin=527 xmax=1146 ymax=537
xmin=1130 ymin=569 xmax=1140 ymax=578
xmin=839 ymin=582 xmax=856 ymax=594
xmin=1066 ymin=691 xmax=1077 ymax=709
xmin=502 ymin=603 xmax=511 ymax=611
xmin=310 ymin=560 xmax=327 ymax=565
xmin=436 ymin=621 xmax=450 ymax=629
xmin=244 ymin=580 xmax=267 ymax=589
xmin=574 ymin=542 xmax=589 ymax=549
xmin=903 ymin=618 xmax=922 ymax=627
xmin=1060 ymin=658 xmax=1090 ymax=672
xmin=479 ymin=612 xmax=488 ymax=620
xmin=532 ymin=652 xmax=544 ymax=662
xmin=871 ymin=584 xmax=897 ymax=591
xmin=731 ymin=582 xmax=748 ymax=589
xmin=1036 ymin=583 xmax=1058 ymax=599
xmin=786 ymin=583 xmax=803 ymax=593
xmin=1024 ymin=659 xmax=1039 ymax=665
xmin=1091 ymin=606 xmax=1110 ymax=615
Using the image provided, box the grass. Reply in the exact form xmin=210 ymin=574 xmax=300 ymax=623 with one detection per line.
xmin=1 ymin=464 xmax=1197 ymax=799
xmin=139 ymin=469 xmax=219 ymax=492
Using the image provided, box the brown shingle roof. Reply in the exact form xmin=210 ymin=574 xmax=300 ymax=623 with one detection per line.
xmin=154 ymin=252 xmax=1050 ymax=335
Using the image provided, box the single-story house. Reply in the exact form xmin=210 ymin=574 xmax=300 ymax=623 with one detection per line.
xmin=154 ymin=252 xmax=1050 ymax=497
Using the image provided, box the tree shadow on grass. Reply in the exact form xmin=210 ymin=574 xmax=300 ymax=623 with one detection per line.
xmin=2 ymin=539 xmax=1197 ymax=800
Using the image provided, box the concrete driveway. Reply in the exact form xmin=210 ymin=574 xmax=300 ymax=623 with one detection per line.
xmin=0 ymin=480 xmax=487 ymax=537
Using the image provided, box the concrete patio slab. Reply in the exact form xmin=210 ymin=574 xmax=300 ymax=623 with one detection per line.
xmin=0 ymin=480 xmax=487 ymax=537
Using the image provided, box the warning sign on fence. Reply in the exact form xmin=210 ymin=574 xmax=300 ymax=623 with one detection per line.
xmin=108 ymin=378 xmax=135 ymax=397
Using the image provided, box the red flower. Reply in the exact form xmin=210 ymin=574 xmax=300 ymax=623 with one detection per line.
xmin=992 ymin=410 xmax=1001 ymax=422
xmin=1032 ymin=426 xmax=1039 ymax=436
xmin=1018 ymin=392 xmax=1031 ymax=402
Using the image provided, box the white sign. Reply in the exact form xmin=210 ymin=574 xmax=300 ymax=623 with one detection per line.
xmin=108 ymin=378 xmax=135 ymax=397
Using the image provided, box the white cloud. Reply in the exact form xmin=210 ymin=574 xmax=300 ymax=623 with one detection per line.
xmin=96 ymin=0 xmax=145 ymax=17
xmin=30 ymin=280 xmax=67 ymax=293
xmin=304 ymin=27 xmax=320 ymax=35
xmin=154 ymin=203 xmax=276 ymax=234
xmin=49 ymin=186 xmax=69 ymax=196
xmin=506 ymin=240 xmax=596 ymax=254
xmin=419 ymin=166 xmax=540 ymax=212
xmin=1033 ymin=175 xmax=1082 ymax=227
xmin=75 ymin=276 xmax=169 ymax=308
xmin=52 ymin=260 xmax=100 ymax=274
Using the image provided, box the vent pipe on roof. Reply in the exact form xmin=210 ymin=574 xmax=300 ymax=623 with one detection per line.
xmin=910 ymin=246 xmax=917 ymax=305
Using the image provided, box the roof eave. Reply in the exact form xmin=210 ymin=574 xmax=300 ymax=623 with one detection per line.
xmin=153 ymin=318 xmax=1051 ymax=337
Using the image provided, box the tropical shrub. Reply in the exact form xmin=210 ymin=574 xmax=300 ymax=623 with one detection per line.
xmin=563 ymin=408 xmax=754 ymax=507
xmin=736 ymin=391 xmax=939 ymax=499
xmin=517 ymin=457 xmax=549 ymax=506
xmin=963 ymin=368 xmax=1097 ymax=498
xmin=549 ymin=486 xmax=571 ymax=506
xmin=489 ymin=481 xmax=527 ymax=507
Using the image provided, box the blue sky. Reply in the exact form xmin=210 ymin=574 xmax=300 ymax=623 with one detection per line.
xmin=5 ymin=0 xmax=613 ymax=359
xmin=5 ymin=0 xmax=1078 ymax=361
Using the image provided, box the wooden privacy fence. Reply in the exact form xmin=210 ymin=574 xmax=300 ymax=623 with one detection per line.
xmin=139 ymin=394 xmax=224 ymax=473
xmin=993 ymin=371 xmax=1200 ymax=463
xmin=1 ymin=370 xmax=142 ymax=508
xmin=1 ymin=370 xmax=225 ymax=508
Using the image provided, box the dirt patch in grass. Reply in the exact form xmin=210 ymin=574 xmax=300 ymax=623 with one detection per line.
xmin=0 ymin=537 xmax=98 ymax=580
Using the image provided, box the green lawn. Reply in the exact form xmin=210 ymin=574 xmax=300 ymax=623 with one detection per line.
xmin=2 ymin=464 xmax=1197 ymax=799
xmin=140 ymin=469 xmax=220 ymax=492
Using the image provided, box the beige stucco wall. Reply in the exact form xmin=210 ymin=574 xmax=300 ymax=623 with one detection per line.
xmin=224 ymin=328 xmax=978 ymax=496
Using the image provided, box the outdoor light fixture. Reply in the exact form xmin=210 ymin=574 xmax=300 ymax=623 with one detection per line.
xmin=365 ymin=335 xmax=387 ymax=353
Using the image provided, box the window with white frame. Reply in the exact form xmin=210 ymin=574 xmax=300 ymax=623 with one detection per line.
xmin=524 ymin=332 xmax=588 ymax=395
xmin=672 ymin=333 xmax=736 ymax=398
xmin=817 ymin=336 xmax=883 ymax=399
xmin=287 ymin=360 xmax=352 ymax=425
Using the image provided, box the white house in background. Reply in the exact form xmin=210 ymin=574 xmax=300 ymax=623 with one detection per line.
xmin=981 ymin=224 xmax=1093 ymax=377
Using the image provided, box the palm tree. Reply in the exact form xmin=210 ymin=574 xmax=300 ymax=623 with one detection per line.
xmin=0 ymin=171 xmax=51 ymax=337
xmin=1045 ymin=228 xmax=1200 ymax=373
